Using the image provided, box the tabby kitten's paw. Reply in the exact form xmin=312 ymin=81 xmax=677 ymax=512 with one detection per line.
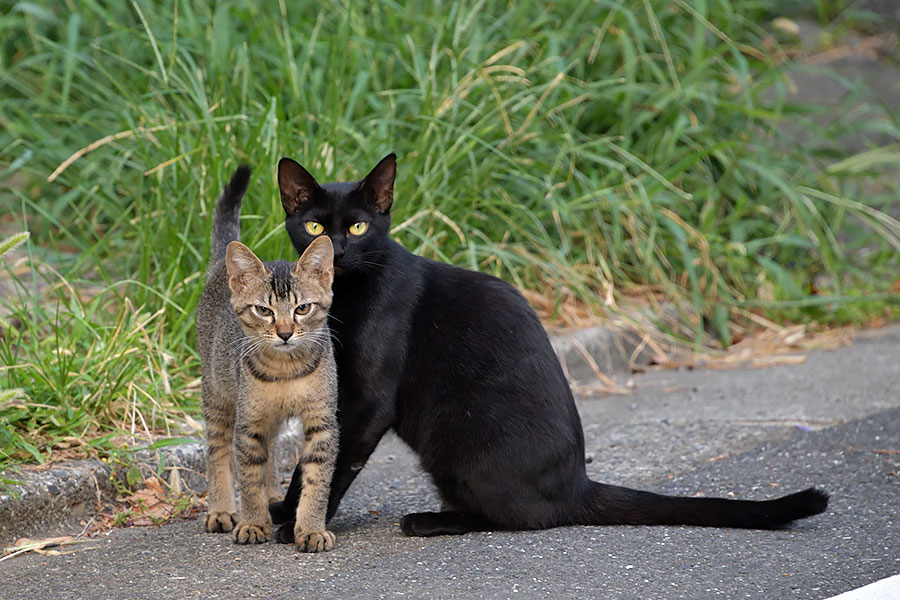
xmin=295 ymin=530 xmax=335 ymax=553
xmin=232 ymin=522 xmax=271 ymax=544
xmin=274 ymin=521 xmax=296 ymax=544
xmin=204 ymin=511 xmax=238 ymax=533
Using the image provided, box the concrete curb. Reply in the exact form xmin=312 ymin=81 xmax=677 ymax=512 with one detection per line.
xmin=550 ymin=324 xmax=652 ymax=380
xmin=0 ymin=324 xmax=644 ymax=545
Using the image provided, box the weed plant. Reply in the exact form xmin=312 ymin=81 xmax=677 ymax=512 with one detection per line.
xmin=1 ymin=0 xmax=898 ymax=467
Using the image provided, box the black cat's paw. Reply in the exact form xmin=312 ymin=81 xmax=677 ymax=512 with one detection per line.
xmin=400 ymin=512 xmax=440 ymax=536
xmin=269 ymin=499 xmax=292 ymax=525
xmin=400 ymin=511 xmax=488 ymax=536
xmin=399 ymin=514 xmax=418 ymax=536
xmin=274 ymin=520 xmax=296 ymax=544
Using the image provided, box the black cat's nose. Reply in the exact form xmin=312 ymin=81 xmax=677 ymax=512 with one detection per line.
xmin=277 ymin=331 xmax=292 ymax=342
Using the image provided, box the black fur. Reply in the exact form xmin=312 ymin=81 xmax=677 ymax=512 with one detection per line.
xmin=268 ymin=154 xmax=829 ymax=537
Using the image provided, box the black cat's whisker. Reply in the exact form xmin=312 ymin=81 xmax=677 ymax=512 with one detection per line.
xmin=356 ymin=257 xmax=384 ymax=266
xmin=354 ymin=259 xmax=385 ymax=272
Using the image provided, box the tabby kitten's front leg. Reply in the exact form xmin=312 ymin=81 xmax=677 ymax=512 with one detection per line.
xmin=232 ymin=414 xmax=274 ymax=544
xmin=293 ymin=406 xmax=338 ymax=552
xmin=202 ymin=390 xmax=238 ymax=533
xmin=265 ymin=433 xmax=282 ymax=504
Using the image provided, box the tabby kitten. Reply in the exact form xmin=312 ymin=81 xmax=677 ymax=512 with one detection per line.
xmin=269 ymin=154 xmax=828 ymax=539
xmin=197 ymin=166 xmax=338 ymax=552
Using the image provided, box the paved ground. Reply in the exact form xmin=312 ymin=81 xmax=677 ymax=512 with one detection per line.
xmin=1 ymin=326 xmax=897 ymax=599
xmin=776 ymin=16 xmax=900 ymax=154
xmin=4 ymin=7 xmax=899 ymax=599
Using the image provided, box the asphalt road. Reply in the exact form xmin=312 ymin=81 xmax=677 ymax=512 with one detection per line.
xmin=1 ymin=328 xmax=898 ymax=599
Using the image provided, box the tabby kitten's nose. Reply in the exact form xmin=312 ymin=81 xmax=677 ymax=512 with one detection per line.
xmin=277 ymin=331 xmax=292 ymax=342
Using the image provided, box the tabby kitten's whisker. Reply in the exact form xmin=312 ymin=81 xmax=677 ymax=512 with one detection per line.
xmin=235 ymin=337 xmax=262 ymax=353
xmin=236 ymin=339 xmax=265 ymax=363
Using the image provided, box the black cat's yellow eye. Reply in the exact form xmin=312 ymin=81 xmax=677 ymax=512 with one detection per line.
xmin=295 ymin=304 xmax=312 ymax=316
xmin=254 ymin=305 xmax=273 ymax=317
xmin=348 ymin=221 xmax=368 ymax=236
xmin=305 ymin=221 xmax=324 ymax=235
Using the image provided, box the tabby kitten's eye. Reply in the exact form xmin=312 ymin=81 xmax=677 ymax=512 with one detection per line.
xmin=295 ymin=304 xmax=312 ymax=316
xmin=348 ymin=222 xmax=368 ymax=236
xmin=254 ymin=305 xmax=274 ymax=317
xmin=305 ymin=221 xmax=324 ymax=235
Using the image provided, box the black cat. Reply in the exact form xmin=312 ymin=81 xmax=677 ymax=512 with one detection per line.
xmin=268 ymin=153 xmax=828 ymax=538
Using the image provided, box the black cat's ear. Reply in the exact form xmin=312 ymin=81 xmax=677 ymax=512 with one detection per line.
xmin=278 ymin=157 xmax=319 ymax=216
xmin=360 ymin=153 xmax=396 ymax=214
xmin=295 ymin=235 xmax=334 ymax=290
xmin=225 ymin=241 xmax=266 ymax=295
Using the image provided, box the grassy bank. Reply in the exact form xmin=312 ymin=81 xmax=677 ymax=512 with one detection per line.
xmin=1 ymin=0 xmax=898 ymax=468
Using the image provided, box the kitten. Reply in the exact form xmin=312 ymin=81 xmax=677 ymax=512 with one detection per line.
xmin=269 ymin=154 xmax=828 ymax=538
xmin=196 ymin=166 xmax=339 ymax=552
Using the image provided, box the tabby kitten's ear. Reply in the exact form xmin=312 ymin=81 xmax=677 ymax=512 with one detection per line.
xmin=360 ymin=153 xmax=396 ymax=214
xmin=278 ymin=158 xmax=319 ymax=216
xmin=225 ymin=241 xmax=267 ymax=295
xmin=295 ymin=235 xmax=335 ymax=291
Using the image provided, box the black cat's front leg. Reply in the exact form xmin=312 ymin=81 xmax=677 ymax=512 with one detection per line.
xmin=269 ymin=460 xmax=305 ymax=524
xmin=323 ymin=430 xmax=384 ymax=521
xmin=271 ymin=403 xmax=393 ymax=543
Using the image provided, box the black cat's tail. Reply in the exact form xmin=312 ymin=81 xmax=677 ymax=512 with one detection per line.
xmin=582 ymin=482 xmax=828 ymax=529
xmin=210 ymin=165 xmax=251 ymax=263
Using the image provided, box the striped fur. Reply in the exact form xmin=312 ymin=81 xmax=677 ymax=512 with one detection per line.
xmin=196 ymin=167 xmax=339 ymax=552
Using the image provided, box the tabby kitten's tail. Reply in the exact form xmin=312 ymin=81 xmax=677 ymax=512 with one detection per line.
xmin=210 ymin=165 xmax=252 ymax=262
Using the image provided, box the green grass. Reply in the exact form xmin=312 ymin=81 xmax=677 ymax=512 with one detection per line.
xmin=1 ymin=0 xmax=899 ymax=468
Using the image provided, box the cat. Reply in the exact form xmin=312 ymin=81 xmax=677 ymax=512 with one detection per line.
xmin=196 ymin=165 xmax=339 ymax=552
xmin=268 ymin=154 xmax=828 ymax=539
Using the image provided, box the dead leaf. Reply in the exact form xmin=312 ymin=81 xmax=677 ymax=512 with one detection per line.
xmin=1 ymin=535 xmax=94 ymax=562
xmin=116 ymin=476 xmax=200 ymax=528
xmin=10 ymin=535 xmax=74 ymax=549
